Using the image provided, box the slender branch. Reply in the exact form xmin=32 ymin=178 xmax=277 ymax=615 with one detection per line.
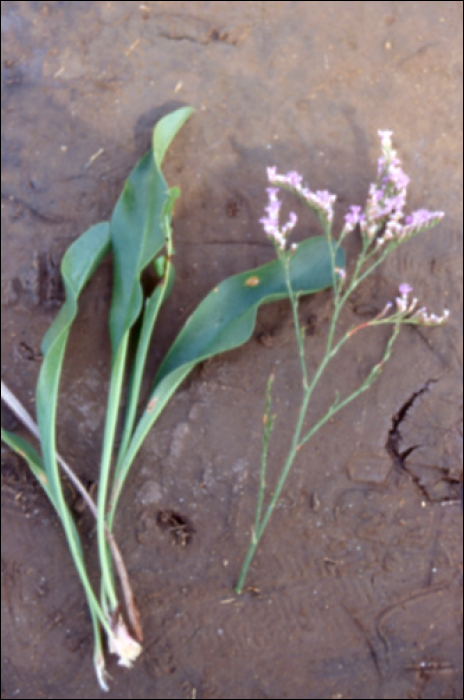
xmin=255 ymin=373 xmax=275 ymax=533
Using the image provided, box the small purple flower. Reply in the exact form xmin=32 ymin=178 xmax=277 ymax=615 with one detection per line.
xmin=378 ymin=129 xmax=393 ymax=142
xmin=399 ymin=282 xmax=413 ymax=297
xmin=267 ymin=166 xmax=278 ymax=182
xmin=282 ymin=211 xmax=298 ymax=232
xmin=395 ymin=283 xmax=417 ymax=314
xmin=345 ymin=205 xmax=363 ymax=227
xmin=285 ymin=171 xmax=303 ymax=189
xmin=307 ymin=189 xmax=336 ymax=223
xmin=315 ymin=190 xmax=336 ymax=205
xmin=410 ymin=307 xmax=450 ymax=326
xmin=260 ymin=181 xmax=297 ymax=250
xmin=405 ymin=209 xmax=444 ymax=227
xmin=389 ymin=167 xmax=410 ymax=191
xmin=378 ymin=130 xmax=394 ymax=158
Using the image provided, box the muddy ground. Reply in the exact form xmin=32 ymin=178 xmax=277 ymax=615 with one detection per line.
xmin=1 ymin=2 xmax=463 ymax=698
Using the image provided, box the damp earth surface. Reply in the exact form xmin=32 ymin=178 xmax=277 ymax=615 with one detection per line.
xmin=1 ymin=2 xmax=463 ymax=699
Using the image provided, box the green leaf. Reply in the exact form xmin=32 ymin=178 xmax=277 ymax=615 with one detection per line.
xmin=115 ymin=187 xmax=179 ymax=467
xmin=156 ymin=237 xmax=344 ymax=384
xmin=153 ymin=107 xmax=194 ymax=168
xmin=98 ymin=108 xmax=193 ymax=602
xmin=37 ymin=221 xmax=110 ymax=489
xmin=33 ymin=221 xmax=111 ymax=621
xmin=32 ymin=220 xmax=113 ymax=636
xmin=41 ymin=222 xmax=111 ymax=355
xmin=109 ymin=106 xmax=193 ymax=360
xmin=3 ymin=220 xmax=113 ymax=645
xmin=1 ymin=428 xmax=52 ymax=500
xmin=111 ymin=236 xmax=344 ymax=511
xmin=1 ymin=427 xmax=110 ymax=650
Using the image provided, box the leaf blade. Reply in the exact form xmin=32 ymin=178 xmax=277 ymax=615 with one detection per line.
xmin=111 ymin=237 xmax=344 ymax=510
xmin=37 ymin=221 xmax=110 ymax=497
xmin=156 ymin=236 xmax=344 ymax=383
xmin=109 ymin=107 xmax=193 ymax=357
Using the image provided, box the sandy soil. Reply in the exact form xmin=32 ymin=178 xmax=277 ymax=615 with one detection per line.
xmin=1 ymin=2 xmax=463 ymax=698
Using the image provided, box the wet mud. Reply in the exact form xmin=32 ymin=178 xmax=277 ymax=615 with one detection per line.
xmin=1 ymin=2 xmax=463 ymax=698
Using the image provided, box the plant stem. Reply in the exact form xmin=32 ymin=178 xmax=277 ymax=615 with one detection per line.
xmin=255 ymin=373 xmax=275 ymax=534
xmin=235 ymin=375 xmax=310 ymax=594
xmin=1 ymin=381 xmax=142 ymax=641
xmin=109 ymin=213 xmax=175 ymax=533
xmin=282 ymin=253 xmax=308 ymax=387
xmin=97 ymin=333 xmax=129 ymax=613
xmin=117 ymin=239 xmax=174 ymax=463
xmin=235 ymin=229 xmax=403 ymax=593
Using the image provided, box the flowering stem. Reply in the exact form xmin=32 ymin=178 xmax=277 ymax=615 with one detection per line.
xmin=236 ymin=133 xmax=447 ymax=595
xmin=236 ymin=239 xmax=413 ymax=595
xmin=235 ymin=319 xmax=400 ymax=594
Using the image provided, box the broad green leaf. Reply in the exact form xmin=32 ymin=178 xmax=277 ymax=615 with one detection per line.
xmin=109 ymin=106 xmax=193 ymax=360
xmin=153 ymin=107 xmax=194 ymax=167
xmin=115 ymin=187 xmax=179 ymax=466
xmin=110 ymin=236 xmax=344 ymax=513
xmin=4 ymin=221 xmax=113 ymax=641
xmin=41 ymin=222 xmax=111 ymax=354
xmin=155 ymin=237 xmax=344 ymax=384
xmin=36 ymin=221 xmax=110 ymax=501
xmin=99 ymin=109 xmax=192 ymax=602
xmin=34 ymin=221 xmax=112 ymax=623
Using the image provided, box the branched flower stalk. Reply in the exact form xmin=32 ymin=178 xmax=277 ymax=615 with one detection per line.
xmin=235 ymin=130 xmax=449 ymax=594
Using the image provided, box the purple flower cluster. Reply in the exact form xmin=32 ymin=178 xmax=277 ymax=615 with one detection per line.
xmin=394 ymin=283 xmax=449 ymax=325
xmin=259 ymin=131 xmax=449 ymax=329
xmin=261 ymin=131 xmax=444 ymax=253
xmin=266 ymin=166 xmax=336 ymax=225
xmin=344 ymin=130 xmax=444 ymax=244
xmin=259 ymin=186 xmax=298 ymax=250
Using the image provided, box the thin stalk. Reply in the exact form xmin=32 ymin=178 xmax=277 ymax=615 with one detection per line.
xmin=1 ymin=423 xmax=111 ymax=635
xmin=236 ymin=225 xmax=403 ymax=594
xmin=300 ymin=323 xmax=400 ymax=447
xmin=97 ymin=333 xmax=130 ymax=613
xmin=1 ymin=380 xmax=142 ymax=641
xmin=2 ymin=381 xmax=99 ymax=516
xmin=117 ymin=244 xmax=173 ymax=462
xmin=235 ymin=427 xmax=303 ymax=594
xmin=282 ymin=252 xmax=308 ymax=387
xmin=255 ymin=373 xmax=275 ymax=534
xmin=235 ymin=322 xmax=400 ymax=593
xmin=235 ymin=379 xmax=311 ymax=594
